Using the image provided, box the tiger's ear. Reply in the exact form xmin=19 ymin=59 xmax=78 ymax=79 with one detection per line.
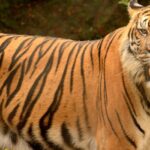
xmin=128 ymin=0 xmax=143 ymax=18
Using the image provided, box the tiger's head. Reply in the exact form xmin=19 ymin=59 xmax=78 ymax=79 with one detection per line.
xmin=121 ymin=0 xmax=150 ymax=84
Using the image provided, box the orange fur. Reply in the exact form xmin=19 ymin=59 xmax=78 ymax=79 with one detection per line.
xmin=0 ymin=2 xmax=150 ymax=150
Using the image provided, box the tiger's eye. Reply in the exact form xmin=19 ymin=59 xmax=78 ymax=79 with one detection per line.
xmin=138 ymin=29 xmax=148 ymax=36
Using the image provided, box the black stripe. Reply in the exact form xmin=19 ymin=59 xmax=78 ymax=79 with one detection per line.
xmin=89 ymin=42 xmax=94 ymax=71
xmin=130 ymin=28 xmax=135 ymax=41
xmin=0 ymin=64 xmax=20 ymax=97
xmin=4 ymin=59 xmax=25 ymax=107
xmin=70 ymin=43 xmax=83 ymax=93
xmin=118 ymin=33 xmax=123 ymax=39
xmin=128 ymin=28 xmax=133 ymax=39
xmin=10 ymin=131 xmax=18 ymax=144
xmin=35 ymin=38 xmax=57 ymax=66
xmin=61 ymin=123 xmax=73 ymax=148
xmin=61 ymin=122 xmax=83 ymax=150
xmin=76 ymin=117 xmax=83 ymax=141
xmin=0 ymin=34 xmax=9 ymax=39
xmin=136 ymin=84 xmax=150 ymax=116
xmin=39 ymin=42 xmax=75 ymax=149
xmin=55 ymin=41 xmax=71 ymax=72
xmin=103 ymin=31 xmax=118 ymax=104
xmin=0 ymin=53 xmax=4 ymax=68
xmin=2 ymin=123 xmax=9 ymax=135
xmin=105 ymin=105 xmax=119 ymax=138
xmin=41 ymin=141 xmax=64 ymax=150
xmin=80 ymin=43 xmax=90 ymax=99
xmin=97 ymin=39 xmax=103 ymax=71
xmin=142 ymin=10 xmax=150 ymax=15
xmin=17 ymin=46 xmax=57 ymax=130
xmin=27 ymin=124 xmax=45 ymax=150
xmin=0 ymin=100 xmax=9 ymax=135
xmin=123 ymin=94 xmax=145 ymax=135
xmin=97 ymin=39 xmax=106 ymax=125
xmin=99 ymin=71 xmax=106 ymax=126
xmin=122 ymin=75 xmax=137 ymax=116
xmin=28 ymin=142 xmax=45 ymax=150
xmin=9 ymin=37 xmax=35 ymax=71
xmin=0 ymin=36 xmax=14 ymax=53
xmin=102 ymin=32 xmax=121 ymax=136
xmin=8 ymin=104 xmax=20 ymax=124
xmin=40 ymin=43 xmax=75 ymax=129
xmin=128 ymin=45 xmax=134 ymax=55
xmin=80 ymin=43 xmax=91 ymax=130
xmin=116 ymin=111 xmax=137 ymax=148
xmin=143 ymin=18 xmax=148 ymax=24
xmin=0 ymin=37 xmax=15 ymax=67
xmin=30 ymin=38 xmax=58 ymax=75
xmin=24 ymin=37 xmax=49 ymax=74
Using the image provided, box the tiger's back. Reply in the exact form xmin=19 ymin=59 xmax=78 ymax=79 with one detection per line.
xmin=0 ymin=33 xmax=102 ymax=150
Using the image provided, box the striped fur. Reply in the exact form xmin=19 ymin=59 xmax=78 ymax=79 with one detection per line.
xmin=0 ymin=2 xmax=150 ymax=150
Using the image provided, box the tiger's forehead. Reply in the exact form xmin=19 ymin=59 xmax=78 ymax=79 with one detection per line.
xmin=137 ymin=7 xmax=150 ymax=28
xmin=139 ymin=6 xmax=150 ymax=17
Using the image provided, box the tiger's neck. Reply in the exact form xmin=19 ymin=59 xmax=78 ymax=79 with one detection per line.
xmin=119 ymin=26 xmax=150 ymax=116
xmin=95 ymin=28 xmax=150 ymax=149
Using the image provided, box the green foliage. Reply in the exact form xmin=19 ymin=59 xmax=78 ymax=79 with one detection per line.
xmin=119 ymin=0 xmax=128 ymax=6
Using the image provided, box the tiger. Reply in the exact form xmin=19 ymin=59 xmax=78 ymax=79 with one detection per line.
xmin=0 ymin=0 xmax=150 ymax=150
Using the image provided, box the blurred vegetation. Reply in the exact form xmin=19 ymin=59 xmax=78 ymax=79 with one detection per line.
xmin=0 ymin=0 xmax=128 ymax=40
xmin=0 ymin=0 xmax=149 ymax=40
xmin=119 ymin=0 xmax=128 ymax=5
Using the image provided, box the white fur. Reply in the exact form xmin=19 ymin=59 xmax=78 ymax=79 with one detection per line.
xmin=145 ymin=81 xmax=150 ymax=88
xmin=120 ymin=39 xmax=145 ymax=83
xmin=47 ymin=126 xmax=96 ymax=150
xmin=0 ymin=131 xmax=32 ymax=150
xmin=138 ymin=132 xmax=150 ymax=150
xmin=119 ymin=22 xmax=150 ymax=150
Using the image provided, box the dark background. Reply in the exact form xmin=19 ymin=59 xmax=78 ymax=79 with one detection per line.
xmin=0 ymin=0 xmax=149 ymax=40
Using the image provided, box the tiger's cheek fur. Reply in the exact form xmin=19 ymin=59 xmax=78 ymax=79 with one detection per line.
xmin=120 ymin=38 xmax=145 ymax=84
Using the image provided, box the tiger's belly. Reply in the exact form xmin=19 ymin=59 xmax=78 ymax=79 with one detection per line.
xmin=0 ymin=133 xmax=96 ymax=150
xmin=0 ymin=129 xmax=31 ymax=150
xmin=0 ymin=123 xmax=97 ymax=150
